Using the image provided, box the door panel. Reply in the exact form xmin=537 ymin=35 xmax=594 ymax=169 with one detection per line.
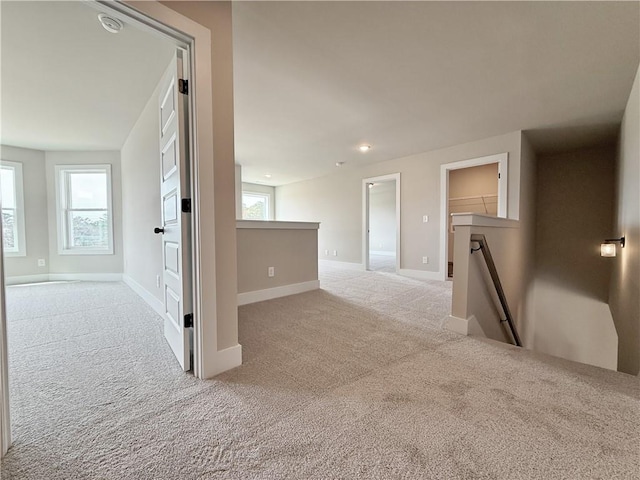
xmin=158 ymin=51 xmax=192 ymax=371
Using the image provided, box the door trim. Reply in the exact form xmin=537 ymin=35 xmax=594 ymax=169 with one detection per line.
xmin=100 ymin=0 xmax=216 ymax=380
xmin=440 ymin=152 xmax=508 ymax=281
xmin=362 ymin=173 xmax=401 ymax=272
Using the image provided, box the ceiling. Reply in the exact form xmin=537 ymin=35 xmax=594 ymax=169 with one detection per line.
xmin=1 ymin=2 xmax=637 ymax=187
xmin=0 ymin=1 xmax=175 ymax=151
xmin=232 ymin=1 xmax=639 ymax=186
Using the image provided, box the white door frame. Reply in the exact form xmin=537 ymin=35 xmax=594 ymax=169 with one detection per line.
xmin=362 ymin=173 xmax=401 ymax=271
xmin=0 ymin=0 xmax=220 ymax=456
xmin=439 ymin=152 xmax=508 ymax=281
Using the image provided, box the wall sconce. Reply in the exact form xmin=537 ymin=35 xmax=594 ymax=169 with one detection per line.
xmin=601 ymin=237 xmax=625 ymax=257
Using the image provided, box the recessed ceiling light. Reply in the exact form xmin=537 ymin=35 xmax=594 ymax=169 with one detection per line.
xmin=336 ymin=162 xmax=346 ymax=167
xmin=98 ymin=13 xmax=124 ymax=34
xmin=264 ymin=174 xmax=272 ymax=178
xmin=358 ymin=144 xmax=371 ymax=152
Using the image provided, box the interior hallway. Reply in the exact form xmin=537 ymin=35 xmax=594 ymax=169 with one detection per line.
xmin=0 ymin=268 xmax=638 ymax=479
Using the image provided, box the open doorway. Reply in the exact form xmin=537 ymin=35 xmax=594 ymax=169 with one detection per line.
xmin=440 ymin=153 xmax=508 ymax=280
xmin=363 ymin=173 xmax=401 ymax=272
xmin=0 ymin=0 xmax=201 ymax=454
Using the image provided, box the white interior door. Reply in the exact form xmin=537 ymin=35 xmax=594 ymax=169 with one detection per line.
xmin=157 ymin=51 xmax=192 ymax=371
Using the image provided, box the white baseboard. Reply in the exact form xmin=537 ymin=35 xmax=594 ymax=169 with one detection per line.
xmin=370 ymin=250 xmax=396 ymax=257
xmin=238 ymin=280 xmax=320 ymax=306
xmin=5 ymin=274 xmax=50 ymax=286
xmin=318 ymin=259 xmax=364 ymax=271
xmin=205 ymin=343 xmax=243 ymax=378
xmin=398 ymin=268 xmax=443 ymax=281
xmin=48 ymin=273 xmax=123 ymax=282
xmin=444 ymin=314 xmax=485 ymax=337
xmin=122 ymin=274 xmax=164 ymax=318
xmin=6 ymin=273 xmax=122 ymax=285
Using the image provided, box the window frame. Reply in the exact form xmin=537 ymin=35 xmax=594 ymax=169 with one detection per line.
xmin=0 ymin=160 xmax=26 ymax=257
xmin=55 ymin=164 xmax=114 ymax=255
xmin=242 ymin=191 xmax=272 ymax=221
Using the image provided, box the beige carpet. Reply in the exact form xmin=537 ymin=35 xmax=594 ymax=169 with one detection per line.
xmin=1 ymin=267 xmax=639 ymax=479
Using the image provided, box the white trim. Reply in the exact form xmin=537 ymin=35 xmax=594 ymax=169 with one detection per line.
xmin=4 ymin=274 xmax=50 ymax=286
xmin=48 ymin=273 xmax=122 ymax=282
xmin=0 ymin=241 xmax=11 ymax=457
xmin=114 ymin=0 xmax=214 ymax=380
xmin=362 ymin=173 xmax=401 ymax=272
xmin=0 ymin=160 xmax=26 ymax=257
xmin=444 ymin=315 xmax=473 ymax=335
xmin=237 ymin=280 xmax=320 ymax=306
xmin=440 ymin=153 xmax=508 ymax=281
xmin=210 ymin=344 xmax=242 ymax=377
xmin=398 ymin=269 xmax=443 ymax=281
xmin=451 ymin=213 xmax=520 ymax=229
xmin=55 ymin=164 xmax=115 ymax=256
xmin=444 ymin=314 xmax=485 ymax=337
xmin=237 ymin=220 xmax=320 ymax=230
xmin=319 ymin=259 xmax=364 ymax=271
xmin=122 ymin=275 xmax=164 ymax=318
xmin=5 ymin=273 xmax=122 ymax=285
xmin=370 ymin=250 xmax=395 ymax=257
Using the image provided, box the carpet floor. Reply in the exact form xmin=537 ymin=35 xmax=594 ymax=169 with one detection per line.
xmin=0 ymin=267 xmax=639 ymax=479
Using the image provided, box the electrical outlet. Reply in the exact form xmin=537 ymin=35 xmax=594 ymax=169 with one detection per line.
xmin=37 ymin=259 xmax=46 ymax=267
xmin=324 ymin=249 xmax=329 ymax=256
xmin=156 ymin=275 xmax=161 ymax=288
xmin=423 ymin=215 xmax=429 ymax=223
xmin=268 ymin=266 xmax=275 ymax=277
xmin=422 ymin=256 xmax=429 ymax=264
xmin=332 ymin=250 xmax=337 ymax=256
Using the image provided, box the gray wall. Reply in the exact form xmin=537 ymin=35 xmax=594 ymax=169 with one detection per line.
xmin=121 ymin=58 xmax=167 ymax=302
xmin=44 ymin=151 xmax=123 ymax=274
xmin=276 ymin=130 xmax=523 ymax=273
xmin=530 ymin=146 xmax=617 ymax=369
xmin=237 ymin=227 xmax=318 ymax=293
xmin=0 ymin=145 xmax=48 ymax=278
xmin=1 ymin=146 xmax=123 ymax=278
xmin=610 ymin=65 xmax=640 ymax=376
xmin=368 ymin=181 xmax=396 ymax=255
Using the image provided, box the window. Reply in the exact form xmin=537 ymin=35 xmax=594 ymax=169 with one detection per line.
xmin=0 ymin=161 xmax=26 ymax=256
xmin=242 ymin=192 xmax=270 ymax=220
xmin=56 ymin=165 xmax=113 ymax=254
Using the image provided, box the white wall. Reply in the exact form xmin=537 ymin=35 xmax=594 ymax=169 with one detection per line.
xmin=368 ymin=181 xmax=396 ymax=255
xmin=121 ymin=58 xmax=170 ymax=303
xmin=0 ymin=145 xmax=49 ymax=279
xmin=610 ymin=64 xmax=640 ymax=376
xmin=45 ymin=151 xmax=123 ymax=274
xmin=277 ymin=130 xmax=523 ymax=275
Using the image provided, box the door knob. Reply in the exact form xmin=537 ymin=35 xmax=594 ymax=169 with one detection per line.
xmin=154 ymin=227 xmax=165 ymax=234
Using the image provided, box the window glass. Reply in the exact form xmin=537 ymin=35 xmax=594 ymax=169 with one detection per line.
xmin=242 ymin=193 xmax=269 ymax=220
xmin=57 ymin=165 xmax=113 ymax=254
xmin=69 ymin=173 xmax=107 ymax=209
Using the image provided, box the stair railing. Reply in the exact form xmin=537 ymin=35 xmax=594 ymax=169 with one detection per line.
xmin=470 ymin=234 xmax=522 ymax=347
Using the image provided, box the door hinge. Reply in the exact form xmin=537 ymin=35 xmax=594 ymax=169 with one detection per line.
xmin=178 ymin=79 xmax=189 ymax=95
xmin=498 ymin=173 xmax=501 ymax=179
xmin=181 ymin=198 xmax=192 ymax=213
xmin=184 ymin=313 xmax=193 ymax=328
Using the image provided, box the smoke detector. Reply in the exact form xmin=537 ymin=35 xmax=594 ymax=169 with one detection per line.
xmin=98 ymin=13 xmax=123 ymax=34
